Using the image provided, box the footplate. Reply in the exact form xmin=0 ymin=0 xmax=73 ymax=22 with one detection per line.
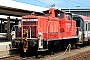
xmin=37 ymin=49 xmax=48 ymax=51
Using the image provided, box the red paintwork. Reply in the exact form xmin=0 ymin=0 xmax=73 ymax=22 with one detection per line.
xmin=81 ymin=15 xmax=90 ymax=20
xmin=20 ymin=8 xmax=76 ymax=40
xmin=85 ymin=36 xmax=90 ymax=40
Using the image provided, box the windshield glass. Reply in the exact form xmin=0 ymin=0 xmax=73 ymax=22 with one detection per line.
xmin=56 ymin=12 xmax=64 ymax=18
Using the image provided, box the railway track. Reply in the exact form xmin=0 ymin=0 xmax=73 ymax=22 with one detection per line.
xmin=0 ymin=45 xmax=90 ymax=60
xmin=0 ymin=54 xmax=20 ymax=60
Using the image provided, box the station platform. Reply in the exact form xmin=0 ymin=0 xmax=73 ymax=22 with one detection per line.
xmin=0 ymin=41 xmax=19 ymax=58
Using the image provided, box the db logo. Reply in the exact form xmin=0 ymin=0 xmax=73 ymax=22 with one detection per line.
xmin=66 ymin=23 xmax=71 ymax=28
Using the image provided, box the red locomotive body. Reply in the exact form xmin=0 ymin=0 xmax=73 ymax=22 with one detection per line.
xmin=18 ymin=8 xmax=78 ymax=52
xmin=22 ymin=8 xmax=77 ymax=39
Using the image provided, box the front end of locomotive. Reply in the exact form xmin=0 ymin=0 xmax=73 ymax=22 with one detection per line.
xmin=19 ymin=15 xmax=47 ymax=52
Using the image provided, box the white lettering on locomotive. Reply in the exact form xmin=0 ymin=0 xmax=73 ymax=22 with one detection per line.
xmin=66 ymin=23 xmax=71 ymax=28
xmin=22 ymin=19 xmax=38 ymax=21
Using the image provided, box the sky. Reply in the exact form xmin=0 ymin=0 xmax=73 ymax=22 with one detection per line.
xmin=13 ymin=0 xmax=90 ymax=8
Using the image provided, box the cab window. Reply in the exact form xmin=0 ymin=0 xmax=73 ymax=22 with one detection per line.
xmin=56 ymin=12 xmax=64 ymax=18
xmin=66 ymin=14 xmax=70 ymax=20
xmin=43 ymin=10 xmax=50 ymax=16
xmin=66 ymin=13 xmax=72 ymax=20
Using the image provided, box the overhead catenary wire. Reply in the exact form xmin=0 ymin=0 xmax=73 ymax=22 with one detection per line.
xmin=33 ymin=0 xmax=76 ymax=8
xmin=66 ymin=0 xmax=90 ymax=7
xmin=34 ymin=0 xmax=49 ymax=5
xmin=32 ymin=0 xmax=51 ymax=7
xmin=13 ymin=0 xmax=49 ymax=7
xmin=14 ymin=0 xmax=90 ymax=9
xmin=55 ymin=0 xmax=90 ymax=8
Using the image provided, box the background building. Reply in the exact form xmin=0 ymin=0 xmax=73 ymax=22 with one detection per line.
xmin=61 ymin=8 xmax=90 ymax=17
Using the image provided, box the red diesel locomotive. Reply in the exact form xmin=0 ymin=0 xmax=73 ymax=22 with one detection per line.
xmin=11 ymin=8 xmax=90 ymax=53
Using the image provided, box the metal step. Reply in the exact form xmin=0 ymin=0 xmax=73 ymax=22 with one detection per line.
xmin=37 ymin=49 xmax=48 ymax=51
xmin=76 ymin=43 xmax=83 ymax=44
